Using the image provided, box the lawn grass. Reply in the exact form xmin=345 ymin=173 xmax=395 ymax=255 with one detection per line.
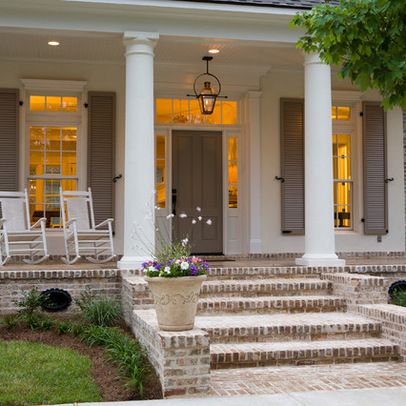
xmin=0 ymin=340 xmax=102 ymax=406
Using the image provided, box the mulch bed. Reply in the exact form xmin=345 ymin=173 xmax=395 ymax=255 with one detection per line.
xmin=0 ymin=327 xmax=162 ymax=401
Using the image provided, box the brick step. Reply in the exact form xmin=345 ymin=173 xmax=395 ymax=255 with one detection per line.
xmin=200 ymin=278 xmax=331 ymax=297
xmin=207 ymin=266 xmax=325 ymax=280
xmin=195 ymin=312 xmax=381 ymax=343
xmin=210 ymin=338 xmax=399 ymax=369
xmin=197 ymin=295 xmax=347 ymax=315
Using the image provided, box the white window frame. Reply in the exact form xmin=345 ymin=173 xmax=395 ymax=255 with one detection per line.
xmin=20 ymin=79 xmax=87 ymax=230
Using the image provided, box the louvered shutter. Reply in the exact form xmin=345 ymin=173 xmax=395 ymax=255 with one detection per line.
xmin=0 ymin=89 xmax=19 ymax=191
xmin=87 ymin=92 xmax=115 ymax=225
xmin=363 ymin=101 xmax=387 ymax=235
xmin=280 ymin=98 xmax=305 ymax=234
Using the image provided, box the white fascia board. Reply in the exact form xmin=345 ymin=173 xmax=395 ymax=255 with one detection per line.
xmin=0 ymin=0 xmax=302 ymax=43
xmin=65 ymin=0 xmax=300 ymax=18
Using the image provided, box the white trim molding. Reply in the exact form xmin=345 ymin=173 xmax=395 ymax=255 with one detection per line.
xmin=21 ymin=79 xmax=87 ymax=92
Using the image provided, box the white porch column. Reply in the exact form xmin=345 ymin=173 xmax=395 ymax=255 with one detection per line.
xmin=296 ymin=53 xmax=345 ymax=267
xmin=244 ymin=91 xmax=262 ymax=253
xmin=118 ymin=31 xmax=159 ymax=270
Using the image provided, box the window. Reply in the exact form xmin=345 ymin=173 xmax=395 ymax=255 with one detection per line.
xmin=27 ymin=94 xmax=80 ymax=228
xmin=332 ymin=105 xmax=353 ymax=229
xmin=156 ymin=135 xmax=166 ymax=209
xmin=228 ymin=137 xmax=238 ymax=208
xmin=156 ymin=98 xmax=238 ymax=125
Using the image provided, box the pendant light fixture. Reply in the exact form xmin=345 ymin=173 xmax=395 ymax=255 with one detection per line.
xmin=188 ymin=56 xmax=227 ymax=115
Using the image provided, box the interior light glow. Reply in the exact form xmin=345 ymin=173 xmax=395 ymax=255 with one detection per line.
xmin=208 ymin=49 xmax=220 ymax=54
xmin=48 ymin=41 xmax=60 ymax=46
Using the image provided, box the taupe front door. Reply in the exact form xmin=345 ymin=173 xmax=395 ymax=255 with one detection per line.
xmin=172 ymin=130 xmax=223 ymax=254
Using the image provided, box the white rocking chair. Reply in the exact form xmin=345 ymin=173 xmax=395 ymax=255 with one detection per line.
xmin=60 ymin=188 xmax=115 ymax=264
xmin=0 ymin=190 xmax=49 ymax=266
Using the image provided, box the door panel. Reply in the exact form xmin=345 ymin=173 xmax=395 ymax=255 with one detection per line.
xmin=172 ymin=130 xmax=223 ymax=254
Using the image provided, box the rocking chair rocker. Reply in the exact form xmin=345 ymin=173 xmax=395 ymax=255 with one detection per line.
xmin=60 ymin=188 xmax=115 ymax=264
xmin=0 ymin=190 xmax=49 ymax=266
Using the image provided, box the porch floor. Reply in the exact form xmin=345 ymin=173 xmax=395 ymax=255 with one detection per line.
xmin=2 ymin=254 xmax=406 ymax=270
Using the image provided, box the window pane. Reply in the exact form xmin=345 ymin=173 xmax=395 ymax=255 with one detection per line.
xmin=203 ymin=102 xmax=221 ymax=125
xmin=331 ymin=106 xmax=337 ymax=120
xmin=156 ymin=135 xmax=166 ymax=209
xmin=173 ymin=99 xmax=189 ymax=123
xmin=46 ymin=96 xmax=61 ymax=112
xmin=189 ymin=99 xmax=202 ymax=124
xmin=61 ymin=97 xmax=78 ymax=112
xmin=336 ymin=205 xmax=351 ymax=228
xmin=62 ymin=127 xmax=77 ymax=151
xmin=61 ymin=179 xmax=77 ymax=192
xmin=30 ymin=151 xmax=45 ymax=176
xmin=156 ymin=99 xmax=173 ymax=123
xmin=222 ymin=101 xmax=238 ymax=125
xmin=46 ymin=127 xmax=61 ymax=151
xmin=337 ymin=134 xmax=351 ymax=157
xmin=44 ymin=152 xmax=61 ymax=175
xmin=228 ymin=137 xmax=238 ymax=208
xmin=62 ymin=152 xmax=76 ymax=176
xmin=337 ymin=181 xmax=352 ymax=205
xmin=337 ymin=157 xmax=351 ymax=180
xmin=337 ymin=106 xmax=351 ymax=120
xmin=332 ymin=134 xmax=337 ymax=156
xmin=228 ymin=186 xmax=238 ymax=209
xmin=30 ymin=126 xmax=45 ymax=151
xmin=30 ymin=96 xmax=45 ymax=112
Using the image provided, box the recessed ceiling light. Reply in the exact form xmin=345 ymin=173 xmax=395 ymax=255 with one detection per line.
xmin=208 ymin=49 xmax=220 ymax=54
xmin=48 ymin=41 xmax=60 ymax=46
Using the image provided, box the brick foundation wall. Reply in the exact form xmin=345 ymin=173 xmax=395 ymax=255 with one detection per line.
xmin=356 ymin=304 xmax=406 ymax=361
xmin=131 ymin=309 xmax=210 ymax=398
xmin=0 ymin=269 xmax=121 ymax=314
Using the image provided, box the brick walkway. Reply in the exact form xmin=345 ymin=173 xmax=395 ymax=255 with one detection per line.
xmin=209 ymin=362 xmax=406 ymax=396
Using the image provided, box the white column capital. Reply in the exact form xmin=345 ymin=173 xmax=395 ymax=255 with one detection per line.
xmin=123 ymin=31 xmax=159 ymax=56
xmin=304 ymin=52 xmax=326 ymax=67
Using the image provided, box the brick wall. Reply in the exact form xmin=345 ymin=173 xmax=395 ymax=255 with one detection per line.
xmin=131 ymin=309 xmax=210 ymax=398
xmin=0 ymin=269 xmax=122 ymax=314
xmin=356 ymin=304 xmax=406 ymax=361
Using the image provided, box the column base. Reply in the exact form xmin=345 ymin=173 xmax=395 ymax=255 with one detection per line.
xmin=295 ymin=254 xmax=345 ymax=267
xmin=117 ymin=256 xmax=152 ymax=270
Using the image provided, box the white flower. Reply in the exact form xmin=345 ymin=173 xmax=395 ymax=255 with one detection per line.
xmin=164 ymin=266 xmax=171 ymax=273
xmin=192 ymin=219 xmax=197 ymax=224
xmin=148 ymin=265 xmax=156 ymax=272
xmin=166 ymin=213 xmax=175 ymax=219
xmin=198 ymin=216 xmax=202 ymax=221
xmin=179 ymin=213 xmax=187 ymax=218
xmin=206 ymin=219 xmax=213 ymax=225
xmin=196 ymin=206 xmax=201 ymax=212
xmin=181 ymin=238 xmax=189 ymax=247
xmin=181 ymin=261 xmax=189 ymax=270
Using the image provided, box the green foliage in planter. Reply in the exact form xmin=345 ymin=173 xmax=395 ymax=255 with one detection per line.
xmin=76 ymin=289 xmax=122 ymax=327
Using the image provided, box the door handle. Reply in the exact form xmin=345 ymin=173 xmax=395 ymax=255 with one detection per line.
xmin=172 ymin=188 xmax=177 ymax=216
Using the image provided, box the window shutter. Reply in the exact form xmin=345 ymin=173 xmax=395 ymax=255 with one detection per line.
xmin=363 ymin=101 xmax=387 ymax=235
xmin=87 ymin=92 xmax=115 ymax=225
xmin=0 ymin=89 xmax=19 ymax=191
xmin=280 ymin=98 xmax=305 ymax=234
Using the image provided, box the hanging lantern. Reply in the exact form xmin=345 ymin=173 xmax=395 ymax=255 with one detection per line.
xmin=188 ymin=56 xmax=227 ymax=115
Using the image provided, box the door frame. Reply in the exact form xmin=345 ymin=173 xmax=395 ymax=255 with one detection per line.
xmin=155 ymin=125 xmax=243 ymax=255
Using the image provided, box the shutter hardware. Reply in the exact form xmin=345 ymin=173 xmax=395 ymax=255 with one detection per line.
xmin=19 ymin=101 xmax=23 ymax=106
xmin=275 ymin=176 xmax=285 ymax=183
xmin=385 ymin=177 xmax=394 ymax=183
xmin=113 ymin=174 xmax=122 ymax=183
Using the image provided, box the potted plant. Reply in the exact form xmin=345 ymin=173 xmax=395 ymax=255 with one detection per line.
xmin=142 ymin=240 xmax=208 ymax=331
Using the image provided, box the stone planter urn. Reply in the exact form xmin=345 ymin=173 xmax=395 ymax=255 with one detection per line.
xmin=145 ymin=275 xmax=207 ymax=331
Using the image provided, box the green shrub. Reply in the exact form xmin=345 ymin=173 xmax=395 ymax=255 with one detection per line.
xmin=15 ymin=288 xmax=48 ymax=315
xmin=2 ymin=314 xmax=20 ymax=329
xmin=77 ymin=291 xmax=122 ymax=327
xmin=391 ymin=290 xmax=406 ymax=307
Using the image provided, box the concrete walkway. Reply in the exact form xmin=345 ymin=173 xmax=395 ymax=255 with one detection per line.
xmin=58 ymin=387 xmax=406 ymax=406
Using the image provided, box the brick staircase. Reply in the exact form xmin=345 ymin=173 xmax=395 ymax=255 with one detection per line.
xmin=195 ymin=266 xmax=399 ymax=369
xmin=127 ymin=263 xmax=404 ymax=397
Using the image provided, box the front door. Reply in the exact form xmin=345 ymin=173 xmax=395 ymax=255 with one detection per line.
xmin=172 ymin=130 xmax=223 ymax=254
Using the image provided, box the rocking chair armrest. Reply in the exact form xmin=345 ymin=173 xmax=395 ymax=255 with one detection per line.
xmin=65 ymin=218 xmax=77 ymax=227
xmin=30 ymin=217 xmax=47 ymax=229
xmin=95 ymin=218 xmax=114 ymax=229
